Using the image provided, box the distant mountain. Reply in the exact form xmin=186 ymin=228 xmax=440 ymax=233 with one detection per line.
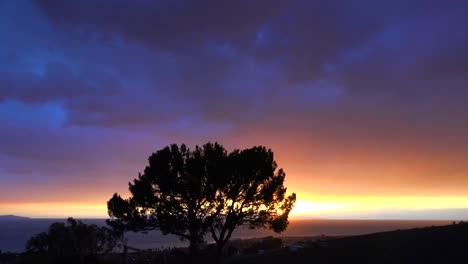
xmin=0 ymin=215 xmax=31 ymax=221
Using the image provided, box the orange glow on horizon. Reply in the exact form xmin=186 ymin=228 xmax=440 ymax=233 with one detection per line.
xmin=0 ymin=202 xmax=108 ymax=218
xmin=2 ymin=196 xmax=468 ymax=219
xmin=290 ymin=196 xmax=468 ymax=219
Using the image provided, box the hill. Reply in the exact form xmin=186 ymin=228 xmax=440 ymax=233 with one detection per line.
xmin=0 ymin=215 xmax=31 ymax=221
xmin=231 ymin=222 xmax=468 ymax=264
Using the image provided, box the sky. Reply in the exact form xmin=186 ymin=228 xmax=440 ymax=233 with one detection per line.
xmin=1 ymin=0 xmax=468 ymax=219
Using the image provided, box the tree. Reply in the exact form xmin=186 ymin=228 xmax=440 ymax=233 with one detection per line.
xmin=107 ymin=143 xmax=295 ymax=257
xmin=26 ymin=217 xmax=119 ymax=263
xmin=108 ymin=143 xmax=228 ymax=256
xmin=209 ymin=146 xmax=296 ymax=256
xmin=25 ymin=232 xmax=49 ymax=254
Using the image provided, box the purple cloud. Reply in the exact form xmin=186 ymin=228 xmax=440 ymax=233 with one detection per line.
xmin=1 ymin=0 xmax=468 ymax=205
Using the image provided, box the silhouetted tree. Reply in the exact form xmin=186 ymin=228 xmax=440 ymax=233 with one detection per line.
xmin=209 ymin=146 xmax=296 ymax=257
xmin=25 ymin=232 xmax=49 ymax=254
xmin=26 ymin=217 xmax=119 ymax=263
xmin=108 ymin=143 xmax=228 ymax=256
xmin=107 ymin=143 xmax=295 ymax=258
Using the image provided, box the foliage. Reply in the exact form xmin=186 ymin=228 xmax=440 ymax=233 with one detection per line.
xmin=108 ymin=143 xmax=227 ymax=255
xmin=108 ymin=142 xmax=295 ymax=256
xmin=210 ymin=146 xmax=296 ymax=253
xmin=25 ymin=217 xmax=120 ymax=262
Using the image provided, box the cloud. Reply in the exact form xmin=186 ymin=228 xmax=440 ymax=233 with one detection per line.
xmin=33 ymin=0 xmax=468 ymax=121
xmin=1 ymin=0 xmax=468 ymax=205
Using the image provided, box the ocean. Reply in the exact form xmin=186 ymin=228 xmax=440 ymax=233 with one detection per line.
xmin=0 ymin=219 xmax=452 ymax=253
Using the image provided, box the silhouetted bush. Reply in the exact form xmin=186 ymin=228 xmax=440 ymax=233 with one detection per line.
xmin=24 ymin=217 xmax=120 ymax=264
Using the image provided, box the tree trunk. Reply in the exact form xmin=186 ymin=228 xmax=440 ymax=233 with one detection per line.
xmin=215 ymin=242 xmax=224 ymax=264
xmin=122 ymin=244 xmax=127 ymax=264
xmin=189 ymin=239 xmax=199 ymax=257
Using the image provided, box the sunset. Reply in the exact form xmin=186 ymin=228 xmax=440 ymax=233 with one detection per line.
xmin=1 ymin=0 xmax=468 ymax=263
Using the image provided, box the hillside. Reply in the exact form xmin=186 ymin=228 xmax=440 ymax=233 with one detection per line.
xmin=0 ymin=215 xmax=30 ymax=221
xmin=232 ymin=222 xmax=468 ymax=264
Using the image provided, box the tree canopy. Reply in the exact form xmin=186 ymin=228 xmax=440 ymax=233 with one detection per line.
xmin=107 ymin=142 xmax=295 ymax=256
xmin=209 ymin=146 xmax=296 ymax=253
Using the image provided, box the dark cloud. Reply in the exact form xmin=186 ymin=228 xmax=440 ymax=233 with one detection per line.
xmin=34 ymin=0 xmax=468 ymax=119
xmin=36 ymin=0 xmax=285 ymax=51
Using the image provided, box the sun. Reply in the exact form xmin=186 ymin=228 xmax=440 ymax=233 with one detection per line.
xmin=290 ymin=199 xmax=349 ymax=218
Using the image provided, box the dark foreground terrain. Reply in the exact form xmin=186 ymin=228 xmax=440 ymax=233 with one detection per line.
xmin=1 ymin=222 xmax=468 ymax=264
xmin=233 ymin=222 xmax=468 ymax=264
